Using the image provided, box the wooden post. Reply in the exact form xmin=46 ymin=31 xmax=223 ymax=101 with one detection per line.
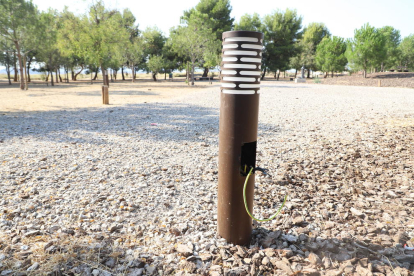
xmin=102 ymin=85 xmax=109 ymax=104
xmin=378 ymin=79 xmax=381 ymax=87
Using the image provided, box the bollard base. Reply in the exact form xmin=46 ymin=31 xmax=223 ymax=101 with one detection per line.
xmin=218 ymin=93 xmax=258 ymax=245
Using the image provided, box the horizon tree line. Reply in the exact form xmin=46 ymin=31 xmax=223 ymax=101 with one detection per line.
xmin=1 ymin=0 xmax=414 ymax=90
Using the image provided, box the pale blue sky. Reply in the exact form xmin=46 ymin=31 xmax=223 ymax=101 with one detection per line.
xmin=32 ymin=0 xmax=414 ymax=39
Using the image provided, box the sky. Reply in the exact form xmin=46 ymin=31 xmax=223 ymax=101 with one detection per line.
xmin=31 ymin=0 xmax=414 ymax=40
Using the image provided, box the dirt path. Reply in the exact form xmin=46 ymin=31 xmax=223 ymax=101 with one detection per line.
xmin=0 ymin=79 xmax=214 ymax=113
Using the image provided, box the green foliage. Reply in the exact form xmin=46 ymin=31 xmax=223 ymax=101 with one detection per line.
xmin=378 ymin=26 xmax=401 ymax=70
xmin=234 ymin=13 xmax=262 ymax=32
xmin=315 ymin=36 xmax=347 ymax=74
xmin=0 ymin=35 xmax=14 ymax=83
xmin=303 ymin=22 xmax=330 ymax=48
xmin=0 ymin=0 xmax=39 ymax=89
xmin=301 ymin=22 xmax=330 ymax=71
xmin=169 ymin=14 xmax=219 ymax=85
xmin=147 ymin=55 xmax=165 ymax=80
xmin=77 ymin=1 xmax=129 ymax=72
xmin=0 ymin=0 xmax=38 ymax=42
xmin=56 ymin=7 xmax=86 ymax=73
xmin=262 ymin=9 xmax=303 ymax=74
xmin=142 ymin=27 xmax=166 ymax=57
xmin=346 ymin=23 xmax=386 ymax=77
xmin=36 ymin=9 xmax=61 ymax=71
xmin=182 ymin=0 xmax=234 ymax=40
xmin=398 ymin=35 xmax=414 ymax=70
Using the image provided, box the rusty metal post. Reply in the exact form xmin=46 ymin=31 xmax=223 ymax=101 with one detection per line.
xmin=218 ymin=31 xmax=264 ymax=245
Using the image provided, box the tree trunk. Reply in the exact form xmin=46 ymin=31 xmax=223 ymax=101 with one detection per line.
xmin=23 ymin=54 xmax=28 ymax=90
xmin=13 ymin=52 xmax=18 ymax=82
xmin=324 ymin=72 xmax=328 ymax=78
xmin=58 ymin=68 xmax=62 ymax=82
xmin=122 ymin=67 xmax=125 ymax=80
xmin=46 ymin=71 xmax=49 ymax=82
xmin=73 ymin=65 xmax=84 ymax=81
xmin=202 ymin=67 xmax=209 ymax=78
xmin=131 ymin=63 xmax=134 ymax=83
xmin=13 ymin=41 xmax=25 ymax=90
xmin=274 ymin=71 xmax=277 ymax=79
xmin=164 ymin=71 xmax=166 ymax=80
xmin=113 ymin=70 xmax=117 ymax=80
xmin=261 ymin=67 xmax=267 ymax=80
xmin=27 ymin=56 xmax=33 ymax=83
xmin=71 ymin=69 xmax=75 ymax=81
xmin=152 ymin=72 xmax=157 ymax=81
xmin=55 ymin=69 xmax=59 ymax=83
xmin=66 ymin=67 xmax=69 ymax=83
xmin=110 ymin=69 xmax=113 ymax=82
xmin=307 ymin=69 xmax=311 ymax=78
xmin=6 ymin=62 xmax=11 ymax=85
xmin=294 ymin=69 xmax=298 ymax=78
xmin=191 ymin=60 xmax=195 ymax=86
xmin=101 ymin=66 xmax=106 ymax=85
xmin=93 ymin=68 xmax=98 ymax=80
xmin=276 ymin=71 xmax=280 ymax=80
xmin=186 ymin=62 xmax=189 ymax=83
xmin=50 ymin=69 xmax=54 ymax=86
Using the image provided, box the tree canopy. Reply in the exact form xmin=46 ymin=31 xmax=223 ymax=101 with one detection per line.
xmin=346 ymin=23 xmax=386 ymax=78
xmin=261 ymin=9 xmax=303 ymax=79
xmin=315 ymin=36 xmax=347 ymax=77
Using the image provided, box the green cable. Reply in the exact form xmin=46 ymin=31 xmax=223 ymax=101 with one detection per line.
xmin=243 ymin=167 xmax=288 ymax=222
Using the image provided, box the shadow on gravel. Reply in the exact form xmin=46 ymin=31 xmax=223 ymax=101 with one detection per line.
xmin=25 ymin=90 xmax=160 ymax=97
xmin=0 ymin=100 xmax=284 ymax=145
xmin=0 ymin=102 xmax=222 ymax=144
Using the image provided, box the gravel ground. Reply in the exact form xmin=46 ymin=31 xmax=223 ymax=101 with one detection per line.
xmin=1 ymin=82 xmax=414 ymax=275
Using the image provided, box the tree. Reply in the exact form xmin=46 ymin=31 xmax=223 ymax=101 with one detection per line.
xmin=123 ymin=36 xmax=143 ymax=82
xmin=140 ymin=27 xmax=166 ymax=80
xmin=0 ymin=0 xmax=39 ymax=89
xmin=169 ymin=14 xmax=219 ymax=85
xmin=398 ymin=35 xmax=414 ymax=71
xmin=0 ymin=36 xmax=13 ymax=84
xmin=36 ymin=9 xmax=62 ymax=86
xmin=289 ymin=40 xmax=313 ymax=78
xmin=183 ymin=0 xmax=234 ymax=40
xmin=262 ymin=9 xmax=303 ymax=80
xmin=378 ymin=26 xmax=401 ymax=71
xmin=315 ymin=36 xmax=347 ymax=77
xmin=182 ymin=0 xmax=233 ymax=77
xmin=147 ymin=55 xmax=165 ymax=81
xmin=76 ymin=1 xmax=129 ymax=85
xmin=346 ymin=23 xmax=386 ymax=78
xmin=301 ymin=22 xmax=330 ymax=77
xmin=57 ymin=7 xmax=86 ymax=82
xmin=234 ymin=13 xmax=262 ymax=32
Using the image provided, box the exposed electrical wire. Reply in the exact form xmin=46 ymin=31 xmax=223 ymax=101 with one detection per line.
xmin=243 ymin=167 xmax=287 ymax=222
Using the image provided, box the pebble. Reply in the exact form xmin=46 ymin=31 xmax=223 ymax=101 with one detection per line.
xmin=26 ymin=262 xmax=39 ymax=271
